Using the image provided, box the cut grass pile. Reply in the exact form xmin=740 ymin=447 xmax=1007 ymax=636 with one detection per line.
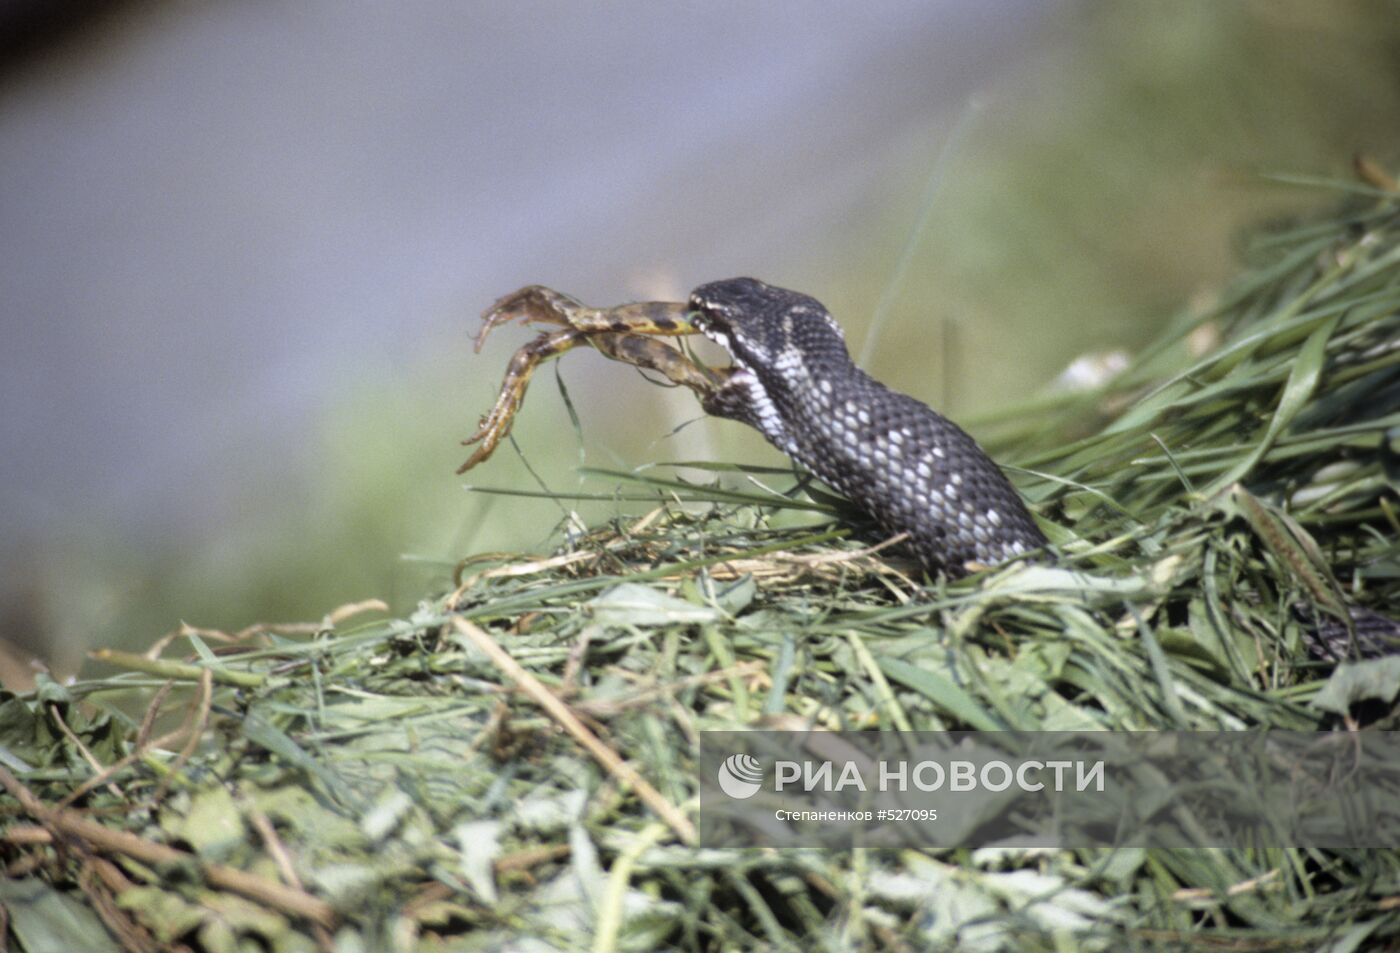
xmin=2 ymin=179 xmax=1400 ymax=951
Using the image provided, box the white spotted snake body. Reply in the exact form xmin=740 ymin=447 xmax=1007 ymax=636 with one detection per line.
xmin=688 ymin=277 xmax=1046 ymax=578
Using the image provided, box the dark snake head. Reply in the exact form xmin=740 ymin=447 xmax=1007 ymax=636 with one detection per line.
xmin=688 ymin=277 xmax=849 ymax=375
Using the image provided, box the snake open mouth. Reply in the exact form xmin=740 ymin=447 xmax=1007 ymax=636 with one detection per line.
xmin=690 ymin=311 xmax=744 ymax=371
xmin=690 ymin=313 xmax=725 ymax=347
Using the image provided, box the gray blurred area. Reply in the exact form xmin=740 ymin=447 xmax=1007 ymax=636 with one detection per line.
xmin=5 ymin=1 xmax=1399 ymax=679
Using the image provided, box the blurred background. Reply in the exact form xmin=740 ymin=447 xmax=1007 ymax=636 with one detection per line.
xmin=3 ymin=0 xmax=1399 ymax=683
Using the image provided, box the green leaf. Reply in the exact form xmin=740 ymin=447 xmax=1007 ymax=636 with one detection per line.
xmin=1311 ymin=657 xmax=1400 ymax=714
xmin=32 ymin=674 xmax=72 ymax=706
xmin=0 ymin=696 xmax=43 ymax=768
xmin=359 ymin=788 xmax=414 ymax=843
xmin=171 ymin=784 xmax=245 ymax=861
xmin=1204 ymin=313 xmax=1339 ymax=494
xmin=242 ymin=710 xmax=357 ymax=809
xmin=454 ymin=820 xmax=502 ymax=903
xmin=588 ymin=583 xmax=719 ymax=627
xmin=877 ymin=657 xmax=1002 ymax=731
xmin=0 ymin=879 xmax=121 ymax=953
xmin=115 ymin=887 xmax=205 ymax=943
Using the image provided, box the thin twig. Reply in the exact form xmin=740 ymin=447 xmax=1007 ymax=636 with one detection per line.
xmin=451 ymin=617 xmax=697 ymax=845
xmin=1171 ymin=868 xmax=1281 ymax=903
xmin=48 ymin=703 xmax=123 ymax=801
xmin=247 ymin=798 xmax=336 ymax=953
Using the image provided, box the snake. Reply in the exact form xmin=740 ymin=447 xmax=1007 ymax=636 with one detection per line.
xmin=686 ymin=277 xmax=1047 ymax=577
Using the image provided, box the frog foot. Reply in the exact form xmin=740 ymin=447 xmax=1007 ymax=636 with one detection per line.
xmin=459 ymin=287 xmax=725 ymax=473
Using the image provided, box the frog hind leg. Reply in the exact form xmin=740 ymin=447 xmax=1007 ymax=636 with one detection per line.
xmin=588 ymin=331 xmax=721 ymax=400
xmin=458 ymin=326 xmax=590 ymax=473
xmin=474 ymin=286 xmax=588 ymax=353
xmin=475 ymin=287 xmax=697 ymax=353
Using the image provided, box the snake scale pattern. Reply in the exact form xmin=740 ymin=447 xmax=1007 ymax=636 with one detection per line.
xmin=687 ymin=277 xmax=1046 ymax=577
